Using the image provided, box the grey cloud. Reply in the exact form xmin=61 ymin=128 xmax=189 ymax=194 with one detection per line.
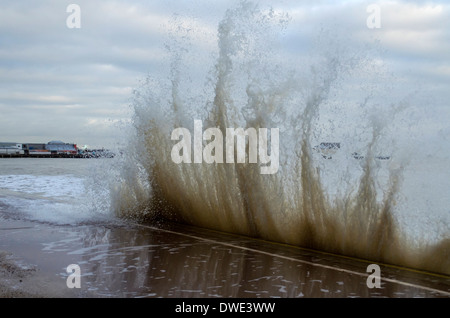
xmin=0 ymin=0 xmax=449 ymax=151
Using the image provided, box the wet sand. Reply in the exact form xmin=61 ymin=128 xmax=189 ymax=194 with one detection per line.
xmin=0 ymin=216 xmax=449 ymax=298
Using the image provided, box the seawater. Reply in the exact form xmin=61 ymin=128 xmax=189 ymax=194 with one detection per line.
xmin=0 ymin=158 xmax=110 ymax=225
xmin=110 ymin=2 xmax=450 ymax=275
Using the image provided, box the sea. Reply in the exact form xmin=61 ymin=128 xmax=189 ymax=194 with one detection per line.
xmin=0 ymin=154 xmax=449 ymax=299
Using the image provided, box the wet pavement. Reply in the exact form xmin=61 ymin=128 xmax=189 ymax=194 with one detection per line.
xmin=0 ymin=216 xmax=449 ymax=298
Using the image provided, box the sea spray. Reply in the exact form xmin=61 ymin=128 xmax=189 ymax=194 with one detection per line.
xmin=111 ymin=2 xmax=449 ymax=275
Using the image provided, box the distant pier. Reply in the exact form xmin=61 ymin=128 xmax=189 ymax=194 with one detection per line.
xmin=0 ymin=141 xmax=114 ymax=159
xmin=0 ymin=153 xmax=114 ymax=159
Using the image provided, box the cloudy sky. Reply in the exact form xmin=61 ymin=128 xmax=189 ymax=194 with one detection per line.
xmin=1 ymin=0 xmax=449 ymax=150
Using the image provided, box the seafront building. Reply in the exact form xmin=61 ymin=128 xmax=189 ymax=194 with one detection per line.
xmin=0 ymin=141 xmax=114 ymax=158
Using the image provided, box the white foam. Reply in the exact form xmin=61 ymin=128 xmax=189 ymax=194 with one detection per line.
xmin=0 ymin=175 xmax=85 ymax=199
xmin=0 ymin=173 xmax=109 ymax=225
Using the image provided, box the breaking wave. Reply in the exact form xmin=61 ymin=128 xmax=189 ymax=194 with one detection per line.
xmin=110 ymin=2 xmax=449 ymax=275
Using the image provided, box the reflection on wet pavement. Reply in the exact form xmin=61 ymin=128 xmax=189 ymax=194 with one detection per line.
xmin=1 ymin=218 xmax=449 ymax=298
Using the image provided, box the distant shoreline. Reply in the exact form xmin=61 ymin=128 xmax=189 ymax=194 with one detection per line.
xmin=0 ymin=154 xmax=114 ymax=159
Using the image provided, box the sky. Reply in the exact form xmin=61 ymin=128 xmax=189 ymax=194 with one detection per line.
xmin=1 ymin=0 xmax=449 ymax=150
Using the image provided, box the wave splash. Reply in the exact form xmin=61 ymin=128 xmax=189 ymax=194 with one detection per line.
xmin=111 ymin=2 xmax=449 ymax=275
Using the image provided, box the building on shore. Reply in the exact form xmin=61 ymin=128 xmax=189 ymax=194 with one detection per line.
xmin=1 ymin=141 xmax=77 ymax=158
xmin=25 ymin=143 xmax=51 ymax=156
xmin=0 ymin=141 xmax=115 ymax=158
xmin=23 ymin=141 xmax=78 ymax=157
xmin=0 ymin=142 xmax=25 ymax=155
xmin=45 ymin=140 xmax=78 ymax=156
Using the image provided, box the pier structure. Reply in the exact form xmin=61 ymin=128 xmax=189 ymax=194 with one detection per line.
xmin=0 ymin=141 xmax=114 ymax=158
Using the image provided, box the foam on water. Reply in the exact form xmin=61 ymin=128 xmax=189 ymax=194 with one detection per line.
xmin=0 ymin=159 xmax=113 ymax=225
